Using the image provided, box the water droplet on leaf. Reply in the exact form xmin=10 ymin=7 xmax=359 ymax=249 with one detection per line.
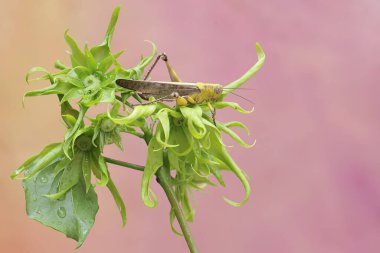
xmin=57 ymin=207 xmax=66 ymax=218
xmin=39 ymin=176 xmax=48 ymax=183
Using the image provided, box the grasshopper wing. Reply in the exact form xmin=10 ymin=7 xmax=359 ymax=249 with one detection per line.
xmin=116 ymin=79 xmax=200 ymax=100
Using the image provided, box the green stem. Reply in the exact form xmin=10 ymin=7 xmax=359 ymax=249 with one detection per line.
xmin=156 ymin=165 xmax=199 ymax=253
xmin=105 ymin=113 xmax=198 ymax=252
xmin=108 ymin=129 xmax=199 ymax=253
xmin=104 ymin=157 xmax=144 ymax=172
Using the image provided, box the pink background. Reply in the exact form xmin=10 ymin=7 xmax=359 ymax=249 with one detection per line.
xmin=1 ymin=0 xmax=379 ymax=252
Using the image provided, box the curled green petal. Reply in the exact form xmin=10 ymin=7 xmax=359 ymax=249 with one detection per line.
xmin=168 ymin=126 xmax=193 ymax=156
xmin=95 ymin=155 xmax=110 ymax=186
xmin=218 ymin=123 xmax=255 ymax=148
xmin=222 ymin=42 xmax=265 ymax=95
xmin=136 ymin=40 xmax=157 ymax=70
xmin=26 ymin=67 xmax=53 ymax=84
xmin=169 ymin=209 xmax=183 ymax=236
xmin=224 ymin=121 xmax=251 ymax=136
xmin=108 ymin=104 xmax=156 ymax=125
xmin=107 ymin=176 xmax=127 ymax=226
xmin=180 ymin=106 xmax=207 ymax=139
xmin=209 ymin=132 xmax=251 ymax=206
xmin=156 ymin=124 xmax=178 ymax=148
xmin=213 ymin=101 xmax=254 ymax=114
xmin=54 ymin=60 xmax=68 ymax=70
xmin=141 ymin=138 xmax=163 ymax=208
xmin=63 ymin=105 xmax=88 ymax=158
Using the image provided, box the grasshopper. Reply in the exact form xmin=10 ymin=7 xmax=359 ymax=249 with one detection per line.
xmin=116 ymin=54 xmax=247 ymax=124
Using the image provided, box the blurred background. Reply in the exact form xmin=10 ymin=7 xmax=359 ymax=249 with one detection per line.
xmin=1 ymin=0 xmax=379 ymax=252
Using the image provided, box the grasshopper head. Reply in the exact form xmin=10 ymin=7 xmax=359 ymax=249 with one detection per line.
xmin=214 ymin=85 xmax=223 ymax=95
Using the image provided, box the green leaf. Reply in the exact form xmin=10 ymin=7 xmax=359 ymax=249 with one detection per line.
xmin=82 ymin=153 xmax=92 ymax=193
xmin=99 ymin=88 xmax=115 ymax=104
xmin=99 ymin=51 xmax=123 ymax=73
xmin=46 ymin=153 xmax=83 ymax=199
xmin=18 ymin=143 xmax=63 ymax=180
xmin=64 ymin=30 xmax=88 ymax=67
xmin=90 ymin=6 xmax=120 ymax=62
xmin=24 ymin=162 xmax=98 ymax=247
xmin=63 ymin=105 xmax=88 ymax=157
xmin=60 ymin=101 xmax=79 ymax=129
xmin=24 ymin=82 xmax=73 ymax=98
xmin=60 ymin=88 xmax=81 ymax=104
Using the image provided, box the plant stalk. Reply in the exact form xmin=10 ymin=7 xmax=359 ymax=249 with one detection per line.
xmin=110 ymin=128 xmax=199 ymax=253
xmin=104 ymin=157 xmax=144 ymax=171
xmin=104 ymin=154 xmax=199 ymax=252
xmin=156 ymin=166 xmax=199 ymax=253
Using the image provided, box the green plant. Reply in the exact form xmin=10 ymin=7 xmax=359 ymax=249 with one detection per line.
xmin=12 ymin=6 xmax=265 ymax=252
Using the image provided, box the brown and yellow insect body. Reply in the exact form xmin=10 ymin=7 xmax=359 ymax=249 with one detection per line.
xmin=116 ymin=79 xmax=223 ymax=106
xmin=189 ymin=82 xmax=223 ymax=104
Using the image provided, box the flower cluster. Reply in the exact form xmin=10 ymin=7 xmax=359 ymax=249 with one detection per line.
xmin=12 ymin=6 xmax=265 ymax=247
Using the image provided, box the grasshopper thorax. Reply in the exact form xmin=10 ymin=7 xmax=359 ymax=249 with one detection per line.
xmin=192 ymin=83 xmax=223 ymax=104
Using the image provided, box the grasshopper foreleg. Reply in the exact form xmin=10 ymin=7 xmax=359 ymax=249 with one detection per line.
xmin=207 ymin=102 xmax=217 ymax=126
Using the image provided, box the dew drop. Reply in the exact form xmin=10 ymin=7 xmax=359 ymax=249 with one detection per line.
xmin=57 ymin=207 xmax=66 ymax=218
xmin=39 ymin=176 xmax=48 ymax=184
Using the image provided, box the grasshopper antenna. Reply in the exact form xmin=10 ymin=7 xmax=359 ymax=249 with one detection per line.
xmin=227 ymin=91 xmax=255 ymax=105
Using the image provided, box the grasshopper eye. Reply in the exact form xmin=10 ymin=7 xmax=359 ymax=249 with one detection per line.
xmin=215 ymin=86 xmax=222 ymax=94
